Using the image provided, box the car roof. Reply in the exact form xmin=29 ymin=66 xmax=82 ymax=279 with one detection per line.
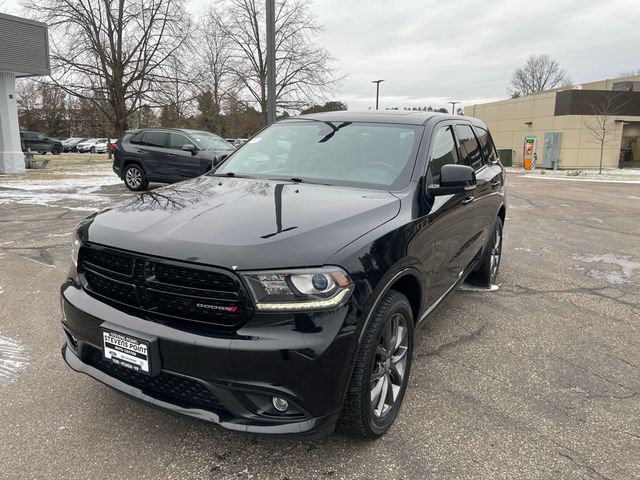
xmin=286 ymin=110 xmax=486 ymax=127
xmin=125 ymin=127 xmax=220 ymax=136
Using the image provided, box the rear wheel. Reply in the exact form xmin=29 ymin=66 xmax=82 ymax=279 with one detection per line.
xmin=123 ymin=164 xmax=149 ymax=191
xmin=89 ymin=146 xmax=96 ymax=154
xmin=469 ymin=217 xmax=503 ymax=287
xmin=339 ymin=290 xmax=414 ymax=439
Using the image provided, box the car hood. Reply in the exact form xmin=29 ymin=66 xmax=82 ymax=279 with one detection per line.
xmin=83 ymin=176 xmax=400 ymax=270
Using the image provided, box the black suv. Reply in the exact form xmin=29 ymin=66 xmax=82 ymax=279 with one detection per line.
xmin=20 ymin=131 xmax=63 ymax=155
xmin=61 ymin=112 xmax=505 ymax=439
xmin=113 ymin=128 xmax=234 ymax=191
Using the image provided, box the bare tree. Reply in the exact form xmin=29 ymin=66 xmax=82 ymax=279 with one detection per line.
xmin=211 ymin=0 xmax=342 ymax=123
xmin=191 ymin=9 xmax=237 ymax=133
xmin=16 ymin=79 xmax=68 ymax=136
xmin=23 ymin=0 xmax=191 ymax=135
xmin=583 ymin=93 xmax=624 ymax=174
xmin=154 ymin=52 xmax=199 ymax=126
xmin=508 ymin=54 xmax=571 ymax=98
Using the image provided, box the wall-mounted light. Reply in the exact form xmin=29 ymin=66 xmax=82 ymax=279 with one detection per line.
xmin=524 ymin=121 xmax=533 ymax=126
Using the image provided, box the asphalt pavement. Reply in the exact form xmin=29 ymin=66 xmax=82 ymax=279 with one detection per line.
xmin=0 ymin=170 xmax=638 ymax=479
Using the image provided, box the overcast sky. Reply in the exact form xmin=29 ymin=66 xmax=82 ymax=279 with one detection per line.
xmin=3 ymin=0 xmax=639 ymax=111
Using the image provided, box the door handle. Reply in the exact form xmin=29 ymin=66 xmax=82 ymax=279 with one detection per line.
xmin=136 ymin=150 xmax=147 ymax=154
xmin=167 ymin=154 xmax=176 ymax=158
xmin=491 ymin=181 xmax=501 ymax=189
xmin=462 ymin=196 xmax=474 ymax=205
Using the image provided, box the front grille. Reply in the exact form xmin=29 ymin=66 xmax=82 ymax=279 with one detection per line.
xmin=85 ymin=347 xmax=225 ymax=412
xmin=78 ymin=244 xmax=251 ymax=328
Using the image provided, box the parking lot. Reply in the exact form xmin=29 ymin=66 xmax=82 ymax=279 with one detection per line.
xmin=0 ymin=168 xmax=639 ymax=479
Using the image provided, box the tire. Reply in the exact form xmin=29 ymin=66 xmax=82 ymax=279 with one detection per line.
xmin=123 ymin=164 xmax=149 ymax=191
xmin=52 ymin=145 xmax=62 ymax=155
xmin=90 ymin=147 xmax=96 ymax=154
xmin=469 ymin=216 xmax=503 ymax=287
xmin=339 ymin=290 xmax=414 ymax=439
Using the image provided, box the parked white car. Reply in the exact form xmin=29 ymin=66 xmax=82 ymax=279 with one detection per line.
xmin=77 ymin=138 xmax=107 ymax=153
xmin=76 ymin=138 xmax=101 ymax=153
xmin=93 ymin=139 xmax=118 ymax=154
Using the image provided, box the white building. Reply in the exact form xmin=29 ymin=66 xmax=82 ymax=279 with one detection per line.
xmin=0 ymin=12 xmax=50 ymax=174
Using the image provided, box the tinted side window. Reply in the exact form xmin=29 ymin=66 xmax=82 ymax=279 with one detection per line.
xmin=428 ymin=125 xmax=458 ymax=185
xmin=456 ymin=124 xmax=483 ymax=170
xmin=130 ymin=132 xmax=145 ymax=145
xmin=475 ymin=127 xmax=498 ymax=164
xmin=144 ymin=131 xmax=166 ymax=148
xmin=168 ymin=133 xmax=190 ymax=150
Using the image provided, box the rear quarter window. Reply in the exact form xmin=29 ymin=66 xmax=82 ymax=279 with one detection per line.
xmin=475 ymin=127 xmax=498 ymax=164
xmin=129 ymin=132 xmax=145 ymax=145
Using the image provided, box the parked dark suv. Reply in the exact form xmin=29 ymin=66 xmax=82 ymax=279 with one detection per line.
xmin=113 ymin=128 xmax=234 ymax=191
xmin=60 ymin=112 xmax=505 ymax=439
xmin=20 ymin=131 xmax=63 ymax=155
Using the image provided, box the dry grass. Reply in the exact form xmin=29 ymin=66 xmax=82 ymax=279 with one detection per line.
xmin=0 ymin=153 xmax=115 ymax=181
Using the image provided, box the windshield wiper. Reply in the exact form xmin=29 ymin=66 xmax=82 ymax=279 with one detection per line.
xmin=209 ymin=171 xmax=253 ymax=178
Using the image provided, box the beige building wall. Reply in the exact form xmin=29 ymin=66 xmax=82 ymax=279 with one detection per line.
xmin=466 ymin=75 xmax=640 ymax=169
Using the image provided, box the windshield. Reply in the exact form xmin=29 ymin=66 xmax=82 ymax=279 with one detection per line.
xmin=190 ymin=131 xmax=234 ymax=150
xmin=215 ymin=121 xmax=420 ymax=188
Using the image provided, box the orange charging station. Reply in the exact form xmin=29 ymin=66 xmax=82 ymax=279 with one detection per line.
xmin=523 ymin=137 xmax=537 ymax=170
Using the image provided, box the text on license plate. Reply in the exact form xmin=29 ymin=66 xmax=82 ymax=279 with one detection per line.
xmin=102 ymin=331 xmax=150 ymax=374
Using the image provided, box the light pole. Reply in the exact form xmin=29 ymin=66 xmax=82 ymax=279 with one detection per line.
xmin=372 ymin=80 xmax=384 ymax=110
xmin=448 ymin=101 xmax=460 ymax=114
xmin=266 ymin=0 xmax=276 ymax=124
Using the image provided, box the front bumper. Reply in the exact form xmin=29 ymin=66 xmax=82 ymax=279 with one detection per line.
xmin=60 ymin=281 xmax=360 ymax=438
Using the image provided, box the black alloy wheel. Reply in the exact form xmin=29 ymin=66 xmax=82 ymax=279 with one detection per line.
xmin=339 ymin=290 xmax=414 ymax=439
xmin=469 ymin=216 xmax=503 ymax=287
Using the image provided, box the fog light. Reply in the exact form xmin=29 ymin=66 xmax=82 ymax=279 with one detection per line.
xmin=272 ymin=396 xmax=289 ymax=412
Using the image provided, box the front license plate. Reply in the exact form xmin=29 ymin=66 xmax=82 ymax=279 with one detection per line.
xmin=102 ymin=330 xmax=150 ymax=375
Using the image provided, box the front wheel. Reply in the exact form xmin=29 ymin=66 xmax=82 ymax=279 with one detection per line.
xmin=89 ymin=146 xmax=96 ymax=154
xmin=339 ymin=290 xmax=414 ymax=439
xmin=123 ymin=164 xmax=149 ymax=191
xmin=52 ymin=145 xmax=62 ymax=155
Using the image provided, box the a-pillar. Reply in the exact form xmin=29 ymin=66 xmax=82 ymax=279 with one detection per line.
xmin=0 ymin=71 xmax=24 ymax=174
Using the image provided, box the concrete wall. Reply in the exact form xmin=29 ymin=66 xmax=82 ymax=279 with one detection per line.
xmin=0 ymin=71 xmax=24 ymax=174
xmin=466 ymin=75 xmax=640 ymax=169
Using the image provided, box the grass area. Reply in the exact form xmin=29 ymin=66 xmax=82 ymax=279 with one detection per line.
xmin=42 ymin=152 xmax=111 ymax=165
xmin=0 ymin=153 xmax=114 ymax=181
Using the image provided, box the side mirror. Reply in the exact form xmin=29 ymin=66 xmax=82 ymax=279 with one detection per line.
xmin=182 ymin=143 xmax=197 ymax=154
xmin=427 ymin=164 xmax=476 ymax=196
xmin=213 ymin=153 xmax=229 ymax=167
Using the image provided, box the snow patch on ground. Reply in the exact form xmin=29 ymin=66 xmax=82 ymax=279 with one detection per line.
xmin=0 ymin=176 xmax=121 ymax=211
xmin=459 ymin=283 xmax=500 ymax=292
xmin=573 ymin=253 xmax=640 ymax=286
xmin=0 ymin=334 xmax=29 ymax=387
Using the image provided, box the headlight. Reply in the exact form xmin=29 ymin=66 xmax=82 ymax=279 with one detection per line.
xmin=71 ymin=234 xmax=81 ymax=267
xmin=242 ymin=267 xmax=353 ymax=311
